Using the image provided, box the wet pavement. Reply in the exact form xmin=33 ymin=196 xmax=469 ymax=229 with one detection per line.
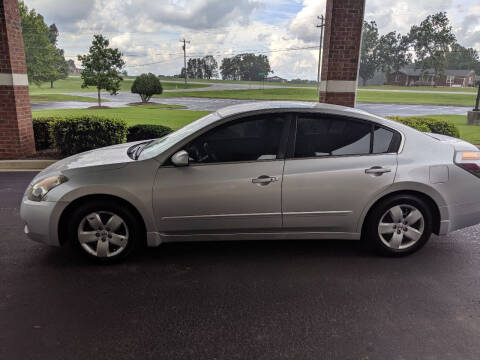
xmin=2 ymin=172 xmax=480 ymax=360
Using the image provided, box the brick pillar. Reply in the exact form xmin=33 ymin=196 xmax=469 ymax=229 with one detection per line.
xmin=0 ymin=0 xmax=35 ymax=159
xmin=319 ymin=0 xmax=365 ymax=108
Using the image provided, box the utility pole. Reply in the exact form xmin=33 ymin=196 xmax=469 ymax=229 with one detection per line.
xmin=316 ymin=15 xmax=325 ymax=97
xmin=180 ymin=38 xmax=190 ymax=88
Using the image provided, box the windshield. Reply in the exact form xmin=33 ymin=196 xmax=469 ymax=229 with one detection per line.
xmin=137 ymin=112 xmax=221 ymax=160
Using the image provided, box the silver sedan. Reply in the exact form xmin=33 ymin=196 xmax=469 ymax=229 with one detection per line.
xmin=20 ymin=101 xmax=480 ymax=263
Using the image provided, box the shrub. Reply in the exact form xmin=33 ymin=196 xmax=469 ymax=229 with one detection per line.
xmin=127 ymin=124 xmax=173 ymax=142
xmin=389 ymin=116 xmax=460 ymax=138
xmin=50 ymin=115 xmax=128 ymax=155
xmin=131 ymin=73 xmax=163 ymax=103
xmin=32 ymin=117 xmax=55 ymax=150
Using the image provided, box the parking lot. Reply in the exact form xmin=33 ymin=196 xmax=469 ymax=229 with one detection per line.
xmin=2 ymin=171 xmax=480 ymax=360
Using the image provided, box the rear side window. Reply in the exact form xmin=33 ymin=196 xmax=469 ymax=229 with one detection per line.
xmin=373 ymin=126 xmax=394 ymax=154
xmin=293 ymin=115 xmax=399 ymax=158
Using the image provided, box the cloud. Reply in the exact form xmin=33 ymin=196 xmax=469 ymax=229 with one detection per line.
xmin=22 ymin=0 xmax=480 ymax=80
xmin=123 ymin=0 xmax=263 ymax=31
xmin=288 ymin=0 xmax=326 ymax=42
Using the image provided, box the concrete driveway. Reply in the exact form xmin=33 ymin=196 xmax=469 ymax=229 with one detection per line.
xmin=2 ymin=171 xmax=480 ymax=360
xmin=31 ymin=91 xmax=472 ymax=117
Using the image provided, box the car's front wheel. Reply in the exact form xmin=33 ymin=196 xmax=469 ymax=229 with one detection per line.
xmin=365 ymin=194 xmax=433 ymax=256
xmin=67 ymin=200 xmax=142 ymax=263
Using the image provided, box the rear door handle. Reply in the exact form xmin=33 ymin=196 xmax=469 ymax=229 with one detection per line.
xmin=252 ymin=175 xmax=279 ymax=184
xmin=365 ymin=167 xmax=391 ymax=175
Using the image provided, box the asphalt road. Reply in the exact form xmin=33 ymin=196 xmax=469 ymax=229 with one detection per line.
xmin=32 ymin=91 xmax=472 ymax=117
xmin=2 ymin=172 xmax=480 ymax=360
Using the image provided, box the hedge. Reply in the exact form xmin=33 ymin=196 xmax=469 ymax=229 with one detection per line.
xmin=32 ymin=118 xmax=55 ymax=150
xmin=389 ymin=116 xmax=460 ymax=138
xmin=49 ymin=116 xmax=128 ymax=156
xmin=127 ymin=124 xmax=172 ymax=142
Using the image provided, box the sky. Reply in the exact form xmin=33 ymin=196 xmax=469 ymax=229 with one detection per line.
xmin=23 ymin=0 xmax=480 ymax=80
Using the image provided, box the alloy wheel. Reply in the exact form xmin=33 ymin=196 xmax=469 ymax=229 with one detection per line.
xmin=77 ymin=211 xmax=129 ymax=258
xmin=377 ymin=204 xmax=425 ymax=250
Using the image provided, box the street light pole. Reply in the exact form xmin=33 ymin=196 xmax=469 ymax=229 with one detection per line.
xmin=316 ymin=15 xmax=325 ymax=97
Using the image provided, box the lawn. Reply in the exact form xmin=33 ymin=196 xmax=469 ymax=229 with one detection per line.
xmin=159 ymin=77 xmax=318 ymax=88
xmin=359 ymin=85 xmax=477 ymax=93
xmin=158 ymin=88 xmax=319 ymax=101
xmin=30 ymin=93 xmax=103 ymax=103
xmin=32 ymin=105 xmax=211 ymax=130
xmin=29 ymin=77 xmax=210 ymax=95
xmin=157 ymin=87 xmax=477 ymax=106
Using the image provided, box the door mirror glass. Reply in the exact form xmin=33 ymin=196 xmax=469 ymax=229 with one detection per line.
xmin=171 ymin=150 xmax=189 ymax=167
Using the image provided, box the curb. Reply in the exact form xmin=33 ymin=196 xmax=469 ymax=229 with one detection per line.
xmin=0 ymin=160 xmax=56 ymax=171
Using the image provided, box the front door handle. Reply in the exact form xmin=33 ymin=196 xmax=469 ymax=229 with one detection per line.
xmin=252 ymin=175 xmax=279 ymax=185
xmin=365 ymin=166 xmax=391 ymax=175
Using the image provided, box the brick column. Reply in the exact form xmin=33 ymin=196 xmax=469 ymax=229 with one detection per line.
xmin=319 ymin=0 xmax=365 ymax=108
xmin=0 ymin=0 xmax=35 ymax=159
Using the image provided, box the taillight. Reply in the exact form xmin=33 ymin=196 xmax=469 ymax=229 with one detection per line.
xmin=455 ymin=151 xmax=480 ymax=177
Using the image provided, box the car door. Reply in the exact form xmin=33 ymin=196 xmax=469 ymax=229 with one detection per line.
xmin=153 ymin=113 xmax=290 ymax=234
xmin=282 ymin=113 xmax=400 ymax=235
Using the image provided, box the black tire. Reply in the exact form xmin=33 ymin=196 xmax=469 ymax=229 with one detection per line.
xmin=67 ymin=199 xmax=143 ymax=264
xmin=364 ymin=194 xmax=433 ymax=256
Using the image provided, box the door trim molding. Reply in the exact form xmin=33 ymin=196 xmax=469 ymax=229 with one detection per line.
xmin=283 ymin=210 xmax=352 ymax=216
xmin=161 ymin=212 xmax=280 ymax=220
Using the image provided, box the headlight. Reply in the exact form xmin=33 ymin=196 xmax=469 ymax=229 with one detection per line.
xmin=27 ymin=175 xmax=68 ymax=202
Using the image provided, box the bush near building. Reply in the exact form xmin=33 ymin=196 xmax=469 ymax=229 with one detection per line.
xmin=49 ymin=116 xmax=128 ymax=155
xmin=33 ymin=116 xmax=173 ymax=155
xmin=127 ymin=124 xmax=172 ymax=142
xmin=389 ymin=116 xmax=460 ymax=138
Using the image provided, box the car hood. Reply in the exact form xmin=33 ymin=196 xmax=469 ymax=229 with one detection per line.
xmin=42 ymin=142 xmax=143 ymax=174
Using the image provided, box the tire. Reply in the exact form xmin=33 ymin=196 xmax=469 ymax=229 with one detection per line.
xmin=364 ymin=194 xmax=433 ymax=256
xmin=67 ymin=199 xmax=143 ymax=264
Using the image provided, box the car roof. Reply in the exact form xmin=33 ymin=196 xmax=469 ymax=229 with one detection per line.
xmin=215 ymin=101 xmax=371 ymax=118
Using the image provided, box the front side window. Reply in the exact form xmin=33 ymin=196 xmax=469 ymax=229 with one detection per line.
xmin=185 ymin=115 xmax=286 ymax=164
xmin=293 ymin=115 xmax=398 ymax=158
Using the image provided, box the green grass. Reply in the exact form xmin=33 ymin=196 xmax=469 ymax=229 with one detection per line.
xmin=158 ymin=88 xmax=319 ymax=101
xmin=32 ymin=106 xmax=211 ymax=130
xmin=29 ymin=77 xmax=211 ymax=95
xmin=357 ymin=91 xmax=476 ymax=106
xmin=157 ymin=87 xmax=477 ymax=106
xmin=30 ymin=93 xmax=102 ymax=103
xmin=159 ymin=77 xmax=317 ymax=88
xmin=359 ymin=85 xmax=477 ymax=93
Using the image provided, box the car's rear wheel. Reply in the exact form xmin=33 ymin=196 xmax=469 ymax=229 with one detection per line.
xmin=365 ymin=194 xmax=433 ymax=256
xmin=67 ymin=200 xmax=142 ymax=263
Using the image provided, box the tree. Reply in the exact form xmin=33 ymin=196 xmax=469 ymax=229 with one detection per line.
xmin=19 ymin=2 xmax=55 ymax=85
xmin=19 ymin=3 xmax=69 ymax=87
xmin=446 ymin=44 xmax=480 ymax=72
xmin=220 ymin=53 xmax=271 ymax=81
xmin=78 ymin=34 xmax=125 ymax=107
xmin=48 ymin=24 xmax=59 ymax=45
xmin=46 ymin=48 xmax=69 ymax=88
xmin=182 ymin=55 xmax=218 ymax=79
xmin=131 ymin=73 xmax=163 ymax=103
xmin=378 ymin=31 xmax=412 ymax=75
xmin=202 ymin=55 xmax=218 ymax=79
xmin=359 ymin=21 xmax=381 ymax=86
xmin=408 ymin=12 xmax=456 ymax=83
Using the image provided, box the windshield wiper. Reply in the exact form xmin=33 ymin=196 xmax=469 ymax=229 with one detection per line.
xmin=133 ymin=140 xmax=153 ymax=160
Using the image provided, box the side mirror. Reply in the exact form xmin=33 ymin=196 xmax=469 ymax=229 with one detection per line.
xmin=171 ymin=150 xmax=189 ymax=167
